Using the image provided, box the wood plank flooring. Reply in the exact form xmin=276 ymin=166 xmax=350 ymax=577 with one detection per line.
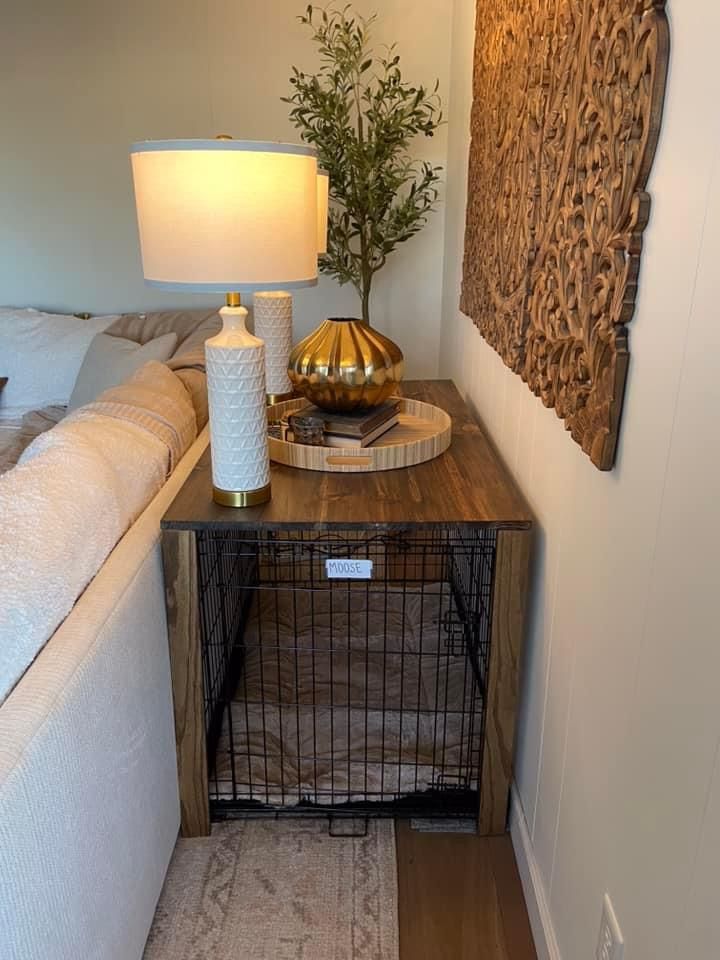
xmin=396 ymin=823 xmax=537 ymax=960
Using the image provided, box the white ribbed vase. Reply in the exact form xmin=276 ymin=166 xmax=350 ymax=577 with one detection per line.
xmin=253 ymin=291 xmax=294 ymax=401
xmin=205 ymin=306 xmax=271 ymax=506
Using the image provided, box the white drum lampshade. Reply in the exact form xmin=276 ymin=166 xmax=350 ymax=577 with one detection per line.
xmin=130 ymin=139 xmax=318 ymax=507
xmin=253 ymin=168 xmax=330 ymax=402
xmin=317 ymin=168 xmax=329 ymax=256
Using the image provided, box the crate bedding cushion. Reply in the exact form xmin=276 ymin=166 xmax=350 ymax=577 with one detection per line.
xmin=212 ymin=585 xmax=481 ymax=806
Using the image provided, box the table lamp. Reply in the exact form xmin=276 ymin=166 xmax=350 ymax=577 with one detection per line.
xmin=253 ymin=168 xmax=330 ymax=403
xmin=130 ymin=138 xmax=318 ymax=507
xmin=316 ymin=167 xmax=329 ymax=256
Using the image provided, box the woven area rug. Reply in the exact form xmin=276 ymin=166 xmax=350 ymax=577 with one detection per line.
xmin=143 ymin=819 xmax=399 ymax=960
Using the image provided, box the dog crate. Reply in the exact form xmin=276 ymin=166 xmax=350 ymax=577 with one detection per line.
xmin=195 ymin=526 xmax=497 ymax=822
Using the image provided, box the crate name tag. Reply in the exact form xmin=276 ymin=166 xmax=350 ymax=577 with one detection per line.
xmin=325 ymin=558 xmax=373 ymax=580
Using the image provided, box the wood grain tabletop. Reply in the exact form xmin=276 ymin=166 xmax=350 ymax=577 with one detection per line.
xmin=162 ymin=379 xmax=532 ymax=531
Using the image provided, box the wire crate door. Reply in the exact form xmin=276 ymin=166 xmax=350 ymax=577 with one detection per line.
xmin=199 ymin=529 xmax=496 ymax=819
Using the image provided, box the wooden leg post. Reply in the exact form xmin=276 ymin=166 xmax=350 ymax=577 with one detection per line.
xmin=162 ymin=529 xmax=210 ymax=837
xmin=479 ymin=529 xmax=532 ymax=835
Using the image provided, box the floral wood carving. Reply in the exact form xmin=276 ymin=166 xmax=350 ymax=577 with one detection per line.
xmin=461 ymin=1 xmax=670 ymax=469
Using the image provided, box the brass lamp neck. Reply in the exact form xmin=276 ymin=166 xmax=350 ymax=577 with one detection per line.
xmin=225 ymin=292 xmax=242 ymax=308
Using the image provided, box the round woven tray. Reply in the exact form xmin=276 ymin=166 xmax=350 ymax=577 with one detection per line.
xmin=267 ymin=396 xmax=452 ymax=473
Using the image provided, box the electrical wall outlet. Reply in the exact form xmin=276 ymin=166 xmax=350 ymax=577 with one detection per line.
xmin=596 ymin=894 xmax=624 ymax=960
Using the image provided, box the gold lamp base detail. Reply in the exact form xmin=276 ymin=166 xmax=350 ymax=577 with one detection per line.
xmin=212 ymin=482 xmax=272 ymax=508
xmin=267 ymin=390 xmax=295 ymax=405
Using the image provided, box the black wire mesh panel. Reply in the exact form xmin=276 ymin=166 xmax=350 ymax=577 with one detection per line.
xmin=196 ymin=527 xmax=497 ymax=820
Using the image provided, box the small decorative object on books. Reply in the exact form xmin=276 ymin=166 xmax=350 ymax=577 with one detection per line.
xmin=287 ymin=412 xmax=325 ymax=446
xmin=284 ymin=3 xmax=443 ymax=411
xmin=130 ymin=138 xmax=319 ymax=507
xmin=288 ymin=318 xmax=404 ymax=412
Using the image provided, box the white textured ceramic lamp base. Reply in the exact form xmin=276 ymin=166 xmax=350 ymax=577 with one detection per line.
xmin=206 ymin=305 xmax=271 ymax=506
xmin=253 ymin=291 xmax=293 ymax=400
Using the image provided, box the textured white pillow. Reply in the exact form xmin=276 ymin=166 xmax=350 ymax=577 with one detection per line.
xmin=0 ymin=308 xmax=119 ymax=419
xmin=68 ymin=331 xmax=178 ymax=411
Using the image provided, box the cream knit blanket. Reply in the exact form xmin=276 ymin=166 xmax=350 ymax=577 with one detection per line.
xmin=65 ymin=361 xmax=197 ymax=472
xmin=0 ymin=362 xmax=197 ymax=704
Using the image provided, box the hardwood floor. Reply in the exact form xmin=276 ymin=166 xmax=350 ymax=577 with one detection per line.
xmin=396 ymin=822 xmax=537 ymax=960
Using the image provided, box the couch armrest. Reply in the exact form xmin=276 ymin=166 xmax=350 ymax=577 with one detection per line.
xmin=0 ymin=428 xmax=208 ymax=960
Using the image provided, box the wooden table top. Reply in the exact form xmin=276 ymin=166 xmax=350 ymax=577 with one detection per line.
xmin=162 ymin=379 xmax=532 ymax=531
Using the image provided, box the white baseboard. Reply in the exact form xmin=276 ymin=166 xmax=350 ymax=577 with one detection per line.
xmin=509 ymin=784 xmax=562 ymax=960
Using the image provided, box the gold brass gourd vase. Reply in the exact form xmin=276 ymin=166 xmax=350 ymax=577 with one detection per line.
xmin=287 ymin=318 xmax=404 ymax=412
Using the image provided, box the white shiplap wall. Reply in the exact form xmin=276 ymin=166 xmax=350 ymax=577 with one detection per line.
xmin=0 ymin=0 xmax=452 ymax=379
xmin=441 ymin=3 xmax=720 ymax=959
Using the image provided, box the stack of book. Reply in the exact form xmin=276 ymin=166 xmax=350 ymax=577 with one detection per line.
xmin=297 ymin=400 xmax=400 ymax=448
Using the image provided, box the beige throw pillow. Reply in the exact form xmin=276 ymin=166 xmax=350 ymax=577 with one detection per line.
xmin=68 ymin=331 xmax=178 ymax=411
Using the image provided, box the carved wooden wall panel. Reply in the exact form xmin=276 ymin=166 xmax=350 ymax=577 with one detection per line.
xmin=461 ymin=1 xmax=669 ymax=469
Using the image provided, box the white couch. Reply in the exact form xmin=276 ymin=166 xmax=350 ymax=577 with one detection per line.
xmin=0 ymin=426 xmax=209 ymax=960
xmin=0 ymin=308 xmax=220 ymax=959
